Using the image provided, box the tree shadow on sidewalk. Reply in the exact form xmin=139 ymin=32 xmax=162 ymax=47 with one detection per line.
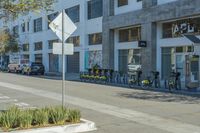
xmin=117 ymin=91 xmax=200 ymax=104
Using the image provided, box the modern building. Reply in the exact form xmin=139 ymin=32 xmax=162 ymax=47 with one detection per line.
xmin=103 ymin=0 xmax=200 ymax=88
xmin=1 ymin=0 xmax=200 ymax=88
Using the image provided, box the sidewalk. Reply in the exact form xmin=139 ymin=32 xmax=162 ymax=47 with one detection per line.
xmin=42 ymin=73 xmax=200 ymax=97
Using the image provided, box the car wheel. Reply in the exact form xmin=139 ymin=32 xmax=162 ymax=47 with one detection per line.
xmin=22 ymin=70 xmax=25 ymax=75
xmin=27 ymin=71 xmax=31 ymax=76
xmin=14 ymin=68 xmax=17 ymax=73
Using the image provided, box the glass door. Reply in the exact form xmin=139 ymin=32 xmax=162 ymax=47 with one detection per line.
xmin=175 ymin=54 xmax=185 ymax=81
xmin=190 ymin=55 xmax=199 ymax=82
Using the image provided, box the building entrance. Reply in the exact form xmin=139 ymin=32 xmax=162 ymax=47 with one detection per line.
xmin=174 ymin=52 xmax=200 ymax=88
xmin=185 ymin=55 xmax=199 ymax=88
xmin=162 ymin=46 xmax=200 ymax=88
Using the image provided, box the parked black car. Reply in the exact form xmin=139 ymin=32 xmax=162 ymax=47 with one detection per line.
xmin=22 ymin=62 xmax=45 ymax=75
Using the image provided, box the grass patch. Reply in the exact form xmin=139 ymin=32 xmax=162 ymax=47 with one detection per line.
xmin=0 ymin=106 xmax=81 ymax=132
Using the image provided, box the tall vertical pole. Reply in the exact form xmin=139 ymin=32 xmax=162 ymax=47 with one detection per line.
xmin=62 ymin=10 xmax=65 ymax=107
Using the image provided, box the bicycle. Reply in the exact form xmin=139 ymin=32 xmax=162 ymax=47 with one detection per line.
xmin=141 ymin=71 xmax=160 ymax=89
xmin=168 ymin=71 xmax=181 ymax=92
xmin=128 ymin=70 xmax=142 ymax=88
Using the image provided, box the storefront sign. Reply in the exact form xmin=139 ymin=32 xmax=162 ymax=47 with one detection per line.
xmin=138 ymin=41 xmax=147 ymax=47
xmin=172 ymin=23 xmax=195 ymax=35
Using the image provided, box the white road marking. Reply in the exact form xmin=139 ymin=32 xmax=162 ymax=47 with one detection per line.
xmin=14 ymin=102 xmax=37 ymax=109
xmin=0 ymin=99 xmax=18 ymax=103
xmin=14 ymin=102 xmax=29 ymax=107
xmin=0 ymin=93 xmax=36 ymax=109
xmin=0 ymin=81 xmax=199 ymax=133
xmin=0 ymin=96 xmax=10 ymax=99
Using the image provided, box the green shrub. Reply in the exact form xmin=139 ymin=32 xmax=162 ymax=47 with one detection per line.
xmin=33 ymin=109 xmax=48 ymax=126
xmin=0 ymin=106 xmax=20 ymax=129
xmin=0 ymin=106 xmax=81 ymax=131
xmin=19 ymin=110 xmax=33 ymax=128
xmin=68 ymin=109 xmax=81 ymax=123
xmin=48 ymin=106 xmax=68 ymax=125
xmin=0 ymin=111 xmax=2 ymax=126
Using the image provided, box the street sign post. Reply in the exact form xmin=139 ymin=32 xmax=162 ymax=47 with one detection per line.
xmin=49 ymin=10 xmax=77 ymax=107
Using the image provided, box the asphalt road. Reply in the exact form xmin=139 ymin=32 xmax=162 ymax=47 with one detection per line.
xmin=0 ymin=72 xmax=200 ymax=133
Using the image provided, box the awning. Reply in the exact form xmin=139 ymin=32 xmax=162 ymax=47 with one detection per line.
xmin=183 ymin=34 xmax=200 ymax=44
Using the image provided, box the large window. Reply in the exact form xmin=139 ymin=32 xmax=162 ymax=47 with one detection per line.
xmin=119 ymin=49 xmax=141 ymax=73
xmin=35 ymin=54 xmax=42 ymax=63
xmin=88 ymin=33 xmax=102 ymax=45
xmin=162 ymin=17 xmax=200 ymax=38
xmin=34 ymin=17 xmax=42 ymax=32
xmin=161 ymin=46 xmax=194 ymax=79
xmin=119 ymin=27 xmax=141 ymax=42
xmin=34 ymin=42 xmax=43 ymax=51
xmin=66 ymin=36 xmax=80 ymax=47
xmin=12 ymin=25 xmax=19 ymax=37
xmin=22 ymin=44 xmax=29 ymax=52
xmin=88 ymin=0 xmax=103 ymax=20
xmin=21 ymin=23 xmax=25 ymax=32
xmin=48 ymin=39 xmax=59 ymax=49
xmin=118 ymin=0 xmax=128 ymax=7
xmin=47 ymin=12 xmax=58 ymax=29
xmin=161 ymin=48 xmax=174 ymax=79
xmin=65 ymin=5 xmax=80 ymax=23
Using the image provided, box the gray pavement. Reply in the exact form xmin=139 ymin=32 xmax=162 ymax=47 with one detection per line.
xmin=0 ymin=72 xmax=200 ymax=133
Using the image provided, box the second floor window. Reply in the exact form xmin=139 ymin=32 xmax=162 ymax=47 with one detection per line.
xmin=34 ymin=42 xmax=43 ymax=51
xmin=88 ymin=33 xmax=102 ymax=45
xmin=21 ymin=23 xmax=25 ymax=32
xmin=119 ymin=27 xmax=141 ymax=42
xmin=48 ymin=39 xmax=59 ymax=49
xmin=13 ymin=25 xmax=19 ymax=37
xmin=27 ymin=22 xmax=29 ymax=31
xmin=88 ymin=0 xmax=103 ymax=20
xmin=65 ymin=5 xmax=80 ymax=23
xmin=118 ymin=0 xmax=128 ymax=7
xmin=34 ymin=17 xmax=42 ymax=32
xmin=22 ymin=44 xmax=29 ymax=51
xmin=47 ymin=12 xmax=58 ymax=29
xmin=66 ymin=36 xmax=80 ymax=47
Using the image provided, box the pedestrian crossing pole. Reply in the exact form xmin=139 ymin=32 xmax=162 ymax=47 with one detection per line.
xmin=62 ymin=9 xmax=65 ymax=108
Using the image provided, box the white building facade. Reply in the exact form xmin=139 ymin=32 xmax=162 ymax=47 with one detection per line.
xmin=3 ymin=0 xmax=103 ymax=73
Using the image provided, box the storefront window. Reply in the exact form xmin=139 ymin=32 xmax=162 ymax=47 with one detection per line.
xmin=161 ymin=47 xmax=175 ymax=79
xmin=176 ymin=47 xmax=184 ymax=53
xmin=161 ymin=46 xmax=194 ymax=79
xmin=119 ymin=49 xmax=141 ymax=73
xmin=87 ymin=50 xmax=102 ymax=68
xmin=187 ymin=46 xmax=194 ymax=52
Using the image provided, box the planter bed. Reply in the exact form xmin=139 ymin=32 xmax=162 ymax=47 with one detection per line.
xmin=0 ymin=106 xmax=96 ymax=133
xmin=2 ymin=119 xmax=96 ymax=133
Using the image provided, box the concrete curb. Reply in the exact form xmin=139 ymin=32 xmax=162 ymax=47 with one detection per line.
xmin=3 ymin=119 xmax=97 ymax=133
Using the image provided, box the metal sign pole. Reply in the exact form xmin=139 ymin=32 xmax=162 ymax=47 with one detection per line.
xmin=62 ymin=9 xmax=65 ymax=107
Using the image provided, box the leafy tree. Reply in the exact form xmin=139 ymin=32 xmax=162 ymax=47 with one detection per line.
xmin=0 ymin=0 xmax=56 ymax=56
xmin=0 ymin=30 xmax=19 ymax=54
xmin=0 ymin=0 xmax=56 ymax=19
